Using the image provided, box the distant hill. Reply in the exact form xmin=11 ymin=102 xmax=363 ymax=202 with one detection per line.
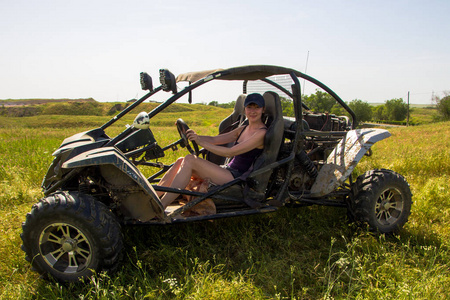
xmin=0 ymin=98 xmax=96 ymax=107
xmin=0 ymin=98 xmax=230 ymax=117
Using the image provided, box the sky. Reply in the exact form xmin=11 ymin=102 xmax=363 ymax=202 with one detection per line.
xmin=1 ymin=0 xmax=449 ymax=105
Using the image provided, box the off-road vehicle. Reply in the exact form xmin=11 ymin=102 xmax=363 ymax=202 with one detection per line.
xmin=21 ymin=65 xmax=412 ymax=282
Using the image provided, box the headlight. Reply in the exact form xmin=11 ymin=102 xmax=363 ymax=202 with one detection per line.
xmin=159 ymin=69 xmax=177 ymax=94
xmin=140 ymin=72 xmax=153 ymax=91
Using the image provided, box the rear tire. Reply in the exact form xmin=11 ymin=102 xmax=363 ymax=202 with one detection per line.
xmin=349 ymin=169 xmax=412 ymax=234
xmin=21 ymin=191 xmax=123 ymax=282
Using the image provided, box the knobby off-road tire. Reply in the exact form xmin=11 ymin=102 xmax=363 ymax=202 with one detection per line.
xmin=21 ymin=191 xmax=123 ymax=283
xmin=349 ymin=169 xmax=412 ymax=234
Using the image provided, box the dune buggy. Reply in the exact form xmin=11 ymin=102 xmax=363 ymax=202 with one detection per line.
xmin=21 ymin=65 xmax=412 ymax=282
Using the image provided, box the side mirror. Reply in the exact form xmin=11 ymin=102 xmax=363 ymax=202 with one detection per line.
xmin=159 ymin=69 xmax=177 ymax=94
xmin=140 ymin=72 xmax=153 ymax=91
xmin=133 ymin=112 xmax=150 ymax=129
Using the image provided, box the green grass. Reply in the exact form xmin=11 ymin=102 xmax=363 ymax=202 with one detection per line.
xmin=0 ymin=110 xmax=449 ymax=299
xmin=408 ymin=107 xmax=439 ymax=124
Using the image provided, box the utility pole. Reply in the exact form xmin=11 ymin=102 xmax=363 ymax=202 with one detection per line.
xmin=407 ymin=91 xmax=410 ymax=126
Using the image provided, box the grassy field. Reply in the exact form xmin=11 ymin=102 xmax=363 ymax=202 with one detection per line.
xmin=0 ymin=108 xmax=449 ymax=299
xmin=408 ymin=106 xmax=439 ymax=124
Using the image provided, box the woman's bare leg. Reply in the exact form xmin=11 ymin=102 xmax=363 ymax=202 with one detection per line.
xmin=156 ymin=157 xmax=184 ymax=197
xmin=160 ymin=154 xmax=234 ymax=208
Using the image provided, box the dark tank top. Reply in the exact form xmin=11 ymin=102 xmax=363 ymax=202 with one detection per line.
xmin=227 ymin=125 xmax=265 ymax=173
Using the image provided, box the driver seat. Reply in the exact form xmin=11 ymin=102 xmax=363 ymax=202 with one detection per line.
xmin=218 ymin=94 xmax=246 ymax=134
xmin=206 ymin=94 xmax=246 ymax=165
xmin=243 ymin=91 xmax=284 ymax=203
xmin=214 ymin=91 xmax=284 ymax=208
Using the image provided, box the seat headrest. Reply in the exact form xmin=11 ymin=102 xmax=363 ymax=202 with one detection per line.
xmin=262 ymin=91 xmax=281 ymax=125
xmin=263 ymin=92 xmax=278 ymax=117
xmin=231 ymin=94 xmax=246 ymax=118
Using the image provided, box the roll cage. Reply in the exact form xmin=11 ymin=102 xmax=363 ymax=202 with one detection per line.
xmin=101 ymin=65 xmax=356 ymax=132
xmin=136 ymin=65 xmax=356 ymax=221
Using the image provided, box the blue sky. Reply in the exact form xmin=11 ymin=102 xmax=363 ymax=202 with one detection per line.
xmin=1 ymin=0 xmax=449 ymax=104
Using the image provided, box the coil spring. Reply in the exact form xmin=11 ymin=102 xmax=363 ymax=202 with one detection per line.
xmin=297 ymin=150 xmax=318 ymax=179
xmin=79 ymin=181 xmax=90 ymax=194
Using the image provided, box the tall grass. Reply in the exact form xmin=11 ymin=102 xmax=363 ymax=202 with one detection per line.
xmin=409 ymin=107 xmax=439 ymax=124
xmin=356 ymin=122 xmax=450 ymax=246
xmin=0 ymin=113 xmax=449 ymax=299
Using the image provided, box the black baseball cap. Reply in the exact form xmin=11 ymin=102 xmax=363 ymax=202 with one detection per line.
xmin=244 ymin=93 xmax=265 ymax=107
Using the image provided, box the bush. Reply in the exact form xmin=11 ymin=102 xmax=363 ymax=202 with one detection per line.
xmin=433 ymin=92 xmax=450 ymax=121
xmin=385 ymin=98 xmax=408 ymax=121
xmin=303 ymin=90 xmax=336 ymax=113
xmin=348 ymin=99 xmax=372 ymax=124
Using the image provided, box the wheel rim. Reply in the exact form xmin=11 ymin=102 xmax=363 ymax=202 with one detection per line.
xmin=39 ymin=223 xmax=92 ymax=274
xmin=374 ymin=187 xmax=404 ymax=226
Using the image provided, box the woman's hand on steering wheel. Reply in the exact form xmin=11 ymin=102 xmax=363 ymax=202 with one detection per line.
xmin=186 ymin=129 xmax=198 ymax=142
xmin=176 ymin=119 xmax=200 ymax=156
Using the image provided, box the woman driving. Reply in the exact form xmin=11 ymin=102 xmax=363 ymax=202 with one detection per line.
xmin=157 ymin=93 xmax=267 ymax=208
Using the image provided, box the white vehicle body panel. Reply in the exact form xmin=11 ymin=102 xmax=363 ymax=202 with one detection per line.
xmin=310 ymin=128 xmax=391 ymax=197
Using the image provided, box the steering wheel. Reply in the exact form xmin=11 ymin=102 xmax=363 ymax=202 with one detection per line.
xmin=176 ymin=119 xmax=200 ymax=156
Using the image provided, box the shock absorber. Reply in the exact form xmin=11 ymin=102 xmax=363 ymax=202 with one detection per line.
xmin=79 ymin=180 xmax=90 ymax=194
xmin=296 ymin=150 xmax=318 ymax=179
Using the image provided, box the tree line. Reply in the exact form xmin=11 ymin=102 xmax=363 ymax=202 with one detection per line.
xmin=208 ymin=90 xmax=450 ymax=125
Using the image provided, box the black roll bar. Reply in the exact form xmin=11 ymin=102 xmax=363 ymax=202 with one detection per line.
xmin=101 ymin=86 xmax=163 ymax=130
xmin=295 ymin=72 xmax=357 ymax=129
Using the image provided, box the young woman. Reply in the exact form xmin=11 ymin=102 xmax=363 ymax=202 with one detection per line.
xmin=157 ymin=93 xmax=267 ymax=208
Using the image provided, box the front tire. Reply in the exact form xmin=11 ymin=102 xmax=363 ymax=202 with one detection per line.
xmin=21 ymin=191 xmax=123 ymax=282
xmin=349 ymin=169 xmax=412 ymax=234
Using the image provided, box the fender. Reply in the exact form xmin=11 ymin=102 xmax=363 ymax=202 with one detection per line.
xmin=62 ymin=147 xmax=165 ymax=219
xmin=309 ymin=128 xmax=391 ymax=197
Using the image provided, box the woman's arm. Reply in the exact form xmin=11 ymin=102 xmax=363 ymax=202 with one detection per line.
xmin=190 ymin=128 xmax=266 ymax=158
xmin=187 ymin=127 xmax=243 ymax=146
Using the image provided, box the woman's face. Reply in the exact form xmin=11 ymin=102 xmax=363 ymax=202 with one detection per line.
xmin=245 ymin=103 xmax=264 ymax=122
